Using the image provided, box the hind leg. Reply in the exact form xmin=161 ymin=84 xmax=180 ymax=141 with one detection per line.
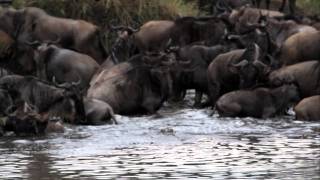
xmin=216 ymin=102 xmax=242 ymax=117
xmin=289 ymin=0 xmax=296 ymax=15
xmin=194 ymin=90 xmax=203 ymax=108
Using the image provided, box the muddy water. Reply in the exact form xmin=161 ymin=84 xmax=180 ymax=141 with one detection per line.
xmin=0 ymin=95 xmax=319 ymax=179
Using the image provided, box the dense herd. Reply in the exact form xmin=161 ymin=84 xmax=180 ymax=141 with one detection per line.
xmin=0 ymin=0 xmax=319 ymax=136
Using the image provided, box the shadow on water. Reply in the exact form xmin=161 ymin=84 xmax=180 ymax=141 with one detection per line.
xmin=0 ymin=92 xmax=319 ymax=179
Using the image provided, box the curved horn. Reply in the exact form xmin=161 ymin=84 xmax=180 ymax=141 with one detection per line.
xmin=24 ymin=40 xmax=41 ymax=47
xmin=253 ymin=60 xmax=268 ymax=69
xmin=71 ymin=75 xmax=82 ymax=87
xmin=232 ymin=59 xmax=249 ymax=67
xmin=178 ymin=59 xmax=192 ymax=65
xmin=167 ymin=46 xmax=180 ymax=53
xmin=52 ymin=76 xmax=70 ymax=89
xmin=110 ymin=24 xmax=139 ymax=34
xmin=126 ymin=26 xmax=139 ymax=34
xmin=227 ymin=34 xmax=241 ymax=40
xmin=44 ymin=34 xmax=61 ymax=44
xmin=245 ymin=22 xmax=263 ymax=28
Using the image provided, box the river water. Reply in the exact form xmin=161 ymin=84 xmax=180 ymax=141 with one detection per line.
xmin=0 ymin=94 xmax=319 ymax=179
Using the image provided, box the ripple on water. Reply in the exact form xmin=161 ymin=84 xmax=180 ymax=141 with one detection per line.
xmin=0 ymin=92 xmax=319 ymax=179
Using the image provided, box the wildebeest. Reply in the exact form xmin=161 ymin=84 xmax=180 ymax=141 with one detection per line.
xmin=207 ymin=43 xmax=270 ymax=106
xmin=0 ymin=7 xmax=108 ymax=64
xmin=226 ymin=27 xmax=277 ymax=55
xmin=259 ymin=17 xmax=317 ymax=50
xmin=0 ymin=75 xmax=87 ymax=124
xmin=269 ymin=61 xmax=320 ymax=98
xmin=216 ymin=84 xmax=300 ymax=118
xmin=84 ymin=98 xmax=116 ymax=125
xmin=278 ymin=31 xmax=320 ymax=66
xmin=224 ymin=6 xmax=284 ymax=34
xmin=0 ymin=88 xmax=13 ymax=116
xmin=87 ymin=52 xmax=175 ymax=115
xmin=29 ymin=41 xmax=100 ymax=92
xmin=170 ymin=44 xmax=229 ymax=106
xmin=294 ymin=95 xmax=320 ymax=121
xmin=1 ymin=102 xmax=64 ymax=135
xmin=112 ymin=16 xmax=228 ymax=53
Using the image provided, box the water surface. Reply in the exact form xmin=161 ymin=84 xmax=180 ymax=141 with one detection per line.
xmin=0 ymin=96 xmax=319 ymax=179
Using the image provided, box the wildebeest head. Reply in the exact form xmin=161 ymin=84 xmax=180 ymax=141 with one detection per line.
xmin=109 ymin=24 xmax=139 ymax=64
xmin=229 ymin=43 xmax=270 ymax=88
xmin=268 ymin=70 xmax=295 ymax=87
xmin=24 ymin=38 xmax=60 ymax=80
xmin=227 ymin=27 xmax=276 ymax=55
xmin=272 ymin=84 xmax=300 ymax=106
xmin=4 ymin=102 xmax=48 ymax=135
xmin=213 ymin=0 xmax=251 ymax=14
xmin=52 ymin=78 xmax=87 ymax=124
xmin=141 ymin=52 xmax=176 ymax=98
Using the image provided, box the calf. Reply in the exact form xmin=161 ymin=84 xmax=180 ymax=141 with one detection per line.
xmin=216 ymin=84 xmax=300 ymax=118
xmin=294 ymin=95 xmax=320 ymax=121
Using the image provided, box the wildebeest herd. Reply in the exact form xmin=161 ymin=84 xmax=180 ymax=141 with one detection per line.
xmin=0 ymin=0 xmax=319 ymax=136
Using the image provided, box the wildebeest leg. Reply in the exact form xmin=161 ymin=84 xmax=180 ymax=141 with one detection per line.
xmin=251 ymin=0 xmax=256 ymax=7
xmin=289 ymin=0 xmax=296 ymax=15
xmin=279 ymin=0 xmax=287 ymax=12
xmin=256 ymin=0 xmax=261 ymax=8
xmin=262 ymin=107 xmax=276 ymax=118
xmin=0 ymin=127 xmax=3 ymax=136
xmin=208 ymin=82 xmax=221 ymax=109
xmin=266 ymin=0 xmax=271 ymax=9
xmin=181 ymin=90 xmax=186 ymax=100
xmin=194 ymin=90 xmax=203 ymax=108
xmin=142 ymin=97 xmax=162 ymax=115
xmin=216 ymin=102 xmax=242 ymax=117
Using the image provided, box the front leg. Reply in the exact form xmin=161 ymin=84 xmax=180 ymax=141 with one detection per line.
xmin=262 ymin=107 xmax=276 ymax=119
xmin=289 ymin=0 xmax=296 ymax=15
xmin=208 ymin=82 xmax=221 ymax=110
xmin=193 ymin=90 xmax=203 ymax=108
xmin=266 ymin=0 xmax=271 ymax=9
xmin=279 ymin=0 xmax=287 ymax=12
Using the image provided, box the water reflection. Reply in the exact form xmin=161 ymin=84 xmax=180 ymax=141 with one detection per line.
xmin=0 ymin=99 xmax=319 ymax=179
